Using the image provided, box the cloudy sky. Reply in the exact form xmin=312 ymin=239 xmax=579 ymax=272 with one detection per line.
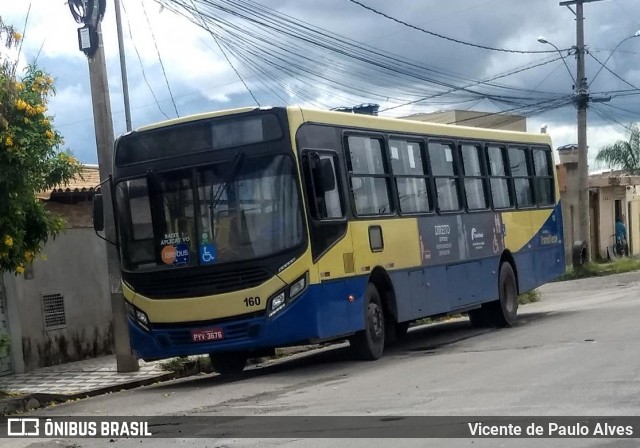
xmin=2 ymin=0 xmax=639 ymax=168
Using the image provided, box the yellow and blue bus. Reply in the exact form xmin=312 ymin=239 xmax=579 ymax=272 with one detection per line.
xmin=105 ymin=106 xmax=564 ymax=374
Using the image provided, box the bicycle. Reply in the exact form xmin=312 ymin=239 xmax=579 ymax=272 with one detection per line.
xmin=608 ymin=234 xmax=628 ymax=259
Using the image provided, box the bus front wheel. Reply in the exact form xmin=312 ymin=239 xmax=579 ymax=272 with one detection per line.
xmin=350 ymin=283 xmax=385 ymax=360
xmin=209 ymin=352 xmax=248 ymax=375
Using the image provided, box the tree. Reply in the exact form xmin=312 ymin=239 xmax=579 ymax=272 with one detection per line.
xmin=0 ymin=17 xmax=82 ymax=274
xmin=595 ymin=124 xmax=640 ymax=175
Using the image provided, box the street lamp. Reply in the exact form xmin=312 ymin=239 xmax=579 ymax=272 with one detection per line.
xmin=589 ymin=30 xmax=640 ymax=87
xmin=537 ymin=36 xmax=577 ymax=85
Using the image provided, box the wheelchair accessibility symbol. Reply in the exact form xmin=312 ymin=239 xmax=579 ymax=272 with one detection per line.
xmin=199 ymin=244 xmax=217 ymax=265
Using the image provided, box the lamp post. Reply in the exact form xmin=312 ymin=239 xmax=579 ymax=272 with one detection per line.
xmin=537 ymin=37 xmax=576 ymax=85
xmin=589 ymin=30 xmax=640 ymax=87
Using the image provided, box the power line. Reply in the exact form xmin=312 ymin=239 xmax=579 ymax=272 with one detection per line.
xmin=121 ymin=0 xmax=171 ymax=119
xmin=587 ymin=51 xmax=640 ymax=92
xmin=346 ymin=0 xmax=566 ymax=55
xmin=380 ymin=56 xmax=564 ymax=112
xmin=188 ymin=0 xmax=261 ymax=106
xmin=141 ymin=0 xmax=180 ymax=117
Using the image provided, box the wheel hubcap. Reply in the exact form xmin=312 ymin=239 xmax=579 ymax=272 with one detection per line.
xmin=369 ymin=304 xmax=383 ymax=339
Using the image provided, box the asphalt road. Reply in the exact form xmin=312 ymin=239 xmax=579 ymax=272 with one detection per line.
xmin=4 ymin=270 xmax=640 ymax=448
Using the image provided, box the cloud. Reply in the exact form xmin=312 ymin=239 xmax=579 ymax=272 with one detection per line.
xmin=1 ymin=0 xmax=638 ymax=164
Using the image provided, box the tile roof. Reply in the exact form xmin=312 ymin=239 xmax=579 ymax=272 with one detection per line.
xmin=37 ymin=165 xmax=102 ymax=200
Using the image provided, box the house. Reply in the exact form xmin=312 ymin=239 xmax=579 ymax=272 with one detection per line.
xmin=556 ymin=145 xmax=640 ymax=261
xmin=402 ymin=110 xmax=527 ymax=132
xmin=1 ymin=165 xmax=114 ymax=374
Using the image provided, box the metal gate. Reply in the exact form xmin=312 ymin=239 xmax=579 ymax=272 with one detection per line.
xmin=0 ymin=275 xmax=13 ymax=376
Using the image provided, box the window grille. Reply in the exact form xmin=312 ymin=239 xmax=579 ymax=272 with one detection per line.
xmin=42 ymin=293 xmax=66 ymax=329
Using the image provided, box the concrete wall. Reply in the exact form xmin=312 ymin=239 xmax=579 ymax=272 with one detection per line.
xmin=3 ymin=228 xmax=113 ymax=372
xmin=627 ymin=190 xmax=640 ymax=256
xmin=403 ymin=110 xmax=527 ymax=132
xmin=557 ymin=163 xmax=580 ymax=263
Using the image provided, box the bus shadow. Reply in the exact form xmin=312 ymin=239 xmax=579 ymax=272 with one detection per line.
xmin=149 ymin=309 xmax=569 ymax=391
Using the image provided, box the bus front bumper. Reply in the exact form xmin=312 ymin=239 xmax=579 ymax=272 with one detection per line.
xmin=127 ymin=280 xmax=366 ymax=360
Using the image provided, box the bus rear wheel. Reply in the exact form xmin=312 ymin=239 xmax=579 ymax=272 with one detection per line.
xmin=209 ymin=352 xmax=248 ymax=375
xmin=468 ymin=262 xmax=518 ymax=328
xmin=350 ymin=283 xmax=385 ymax=360
xmin=495 ymin=262 xmax=518 ymax=327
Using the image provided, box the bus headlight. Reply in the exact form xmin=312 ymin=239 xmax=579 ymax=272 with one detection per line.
xmin=135 ymin=309 xmax=149 ymax=326
xmin=126 ymin=301 xmax=150 ymax=331
xmin=289 ymin=275 xmax=306 ymax=298
xmin=267 ymin=272 xmax=308 ymax=318
xmin=269 ymin=291 xmax=286 ymax=316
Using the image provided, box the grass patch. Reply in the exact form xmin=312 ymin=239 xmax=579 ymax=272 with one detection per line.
xmin=159 ymin=356 xmax=212 ymax=374
xmin=556 ymin=257 xmax=640 ymax=281
xmin=518 ymin=289 xmax=540 ymax=305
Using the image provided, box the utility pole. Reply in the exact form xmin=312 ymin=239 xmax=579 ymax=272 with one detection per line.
xmin=69 ymin=0 xmax=139 ymax=372
xmin=114 ymin=0 xmax=132 ymax=132
xmin=559 ymin=0 xmax=604 ymax=262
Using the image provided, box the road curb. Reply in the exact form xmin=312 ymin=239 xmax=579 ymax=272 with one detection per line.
xmin=0 ymin=371 xmax=176 ymax=416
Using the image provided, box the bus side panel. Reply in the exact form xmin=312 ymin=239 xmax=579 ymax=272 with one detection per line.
xmin=512 ymin=205 xmax=565 ymax=293
xmin=389 ymin=256 xmax=502 ymax=323
xmin=532 ymin=204 xmax=565 ymax=286
xmin=314 ymin=276 xmax=368 ymax=340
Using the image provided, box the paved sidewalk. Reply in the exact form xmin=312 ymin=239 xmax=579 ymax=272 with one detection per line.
xmin=0 ymin=355 xmax=173 ymax=413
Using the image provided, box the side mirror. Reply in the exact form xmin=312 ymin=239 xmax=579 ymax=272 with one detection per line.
xmin=315 ymin=158 xmax=336 ymax=193
xmin=93 ymin=193 xmax=104 ymax=232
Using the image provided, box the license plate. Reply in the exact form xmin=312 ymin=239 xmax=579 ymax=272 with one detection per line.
xmin=191 ymin=328 xmax=224 ymax=343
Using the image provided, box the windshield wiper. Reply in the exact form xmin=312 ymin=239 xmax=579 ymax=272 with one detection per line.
xmin=209 ymin=153 xmax=245 ymax=236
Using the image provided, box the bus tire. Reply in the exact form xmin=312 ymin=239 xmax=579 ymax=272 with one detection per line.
xmin=209 ymin=352 xmax=247 ymax=375
xmin=468 ymin=307 xmax=492 ymax=328
xmin=350 ymin=283 xmax=385 ymax=360
xmin=495 ymin=262 xmax=518 ymax=327
xmin=385 ymin=320 xmax=409 ymax=346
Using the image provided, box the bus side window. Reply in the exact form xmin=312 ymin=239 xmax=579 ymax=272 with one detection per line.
xmin=346 ymin=135 xmax=393 ymax=216
xmin=487 ymin=145 xmax=513 ymax=209
xmin=508 ymin=146 xmax=536 ymax=208
xmin=389 ymin=139 xmax=432 ymax=214
xmin=427 ymin=140 xmax=461 ymax=212
xmin=532 ymin=147 xmax=555 ymax=206
xmin=460 ymin=143 xmax=489 ymax=210
xmin=303 ymin=152 xmax=344 ymax=220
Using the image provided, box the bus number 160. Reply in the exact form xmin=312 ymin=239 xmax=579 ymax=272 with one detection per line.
xmin=244 ymin=296 xmax=261 ymax=307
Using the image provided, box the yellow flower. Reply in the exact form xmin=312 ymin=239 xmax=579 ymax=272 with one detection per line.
xmin=16 ymin=265 xmax=25 ymax=274
xmin=12 ymin=31 xmax=22 ymax=41
xmin=24 ymin=118 xmax=30 ymax=124
xmin=40 ymin=119 xmax=50 ymax=126
xmin=5 ymin=136 xmax=13 ymax=147
xmin=4 ymin=236 xmax=14 ymax=247
xmin=35 ymin=105 xmax=46 ymax=114
xmin=45 ymin=130 xmax=55 ymax=140
xmin=25 ymin=251 xmax=34 ymax=262
xmin=16 ymin=82 xmax=24 ymax=91
xmin=15 ymin=99 xmax=27 ymax=110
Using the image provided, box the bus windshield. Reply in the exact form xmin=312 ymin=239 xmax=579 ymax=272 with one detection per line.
xmin=115 ymin=154 xmax=304 ymax=271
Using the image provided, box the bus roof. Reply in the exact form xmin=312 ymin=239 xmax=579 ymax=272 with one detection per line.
xmin=292 ymin=106 xmax=553 ymax=146
xmin=133 ymin=106 xmax=552 ymax=146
